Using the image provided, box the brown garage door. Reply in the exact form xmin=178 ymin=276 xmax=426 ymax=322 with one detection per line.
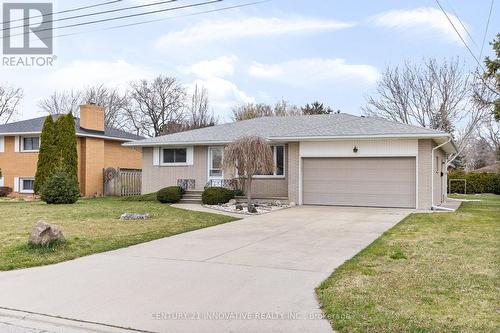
xmin=302 ymin=157 xmax=416 ymax=208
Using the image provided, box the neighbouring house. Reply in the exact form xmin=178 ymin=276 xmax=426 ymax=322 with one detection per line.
xmin=124 ymin=113 xmax=458 ymax=210
xmin=0 ymin=104 xmax=143 ymax=196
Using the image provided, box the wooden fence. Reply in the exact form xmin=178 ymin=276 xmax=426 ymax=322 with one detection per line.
xmin=103 ymin=167 xmax=142 ymax=196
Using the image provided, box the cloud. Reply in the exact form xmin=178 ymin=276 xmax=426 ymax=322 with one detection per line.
xmin=370 ymin=7 xmax=467 ymax=44
xmin=180 ymin=55 xmax=237 ymax=79
xmin=187 ymin=77 xmax=254 ymax=119
xmin=155 ymin=16 xmax=355 ymax=49
xmin=45 ymin=60 xmax=153 ymax=91
xmin=248 ymin=58 xmax=380 ymax=86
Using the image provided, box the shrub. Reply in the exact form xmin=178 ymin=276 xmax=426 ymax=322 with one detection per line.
xmin=233 ymin=188 xmax=244 ymax=197
xmin=448 ymin=171 xmax=500 ymax=194
xmin=202 ymin=187 xmax=234 ymax=205
xmin=156 ymin=186 xmax=183 ymax=203
xmin=40 ymin=171 xmax=80 ymax=204
xmin=0 ymin=187 xmax=12 ymax=197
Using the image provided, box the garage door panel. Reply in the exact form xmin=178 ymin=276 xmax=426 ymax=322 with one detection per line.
xmin=302 ymin=157 xmax=416 ymax=208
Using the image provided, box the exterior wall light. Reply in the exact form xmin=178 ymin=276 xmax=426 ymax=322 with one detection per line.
xmin=353 ymin=146 xmax=358 ymax=153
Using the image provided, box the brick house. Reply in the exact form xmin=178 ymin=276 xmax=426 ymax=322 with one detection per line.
xmin=0 ymin=104 xmax=143 ymax=196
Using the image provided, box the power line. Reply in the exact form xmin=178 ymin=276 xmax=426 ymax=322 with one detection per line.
xmin=442 ymin=0 xmax=480 ymax=50
xmin=479 ymin=0 xmax=494 ymax=60
xmin=3 ymin=0 xmax=224 ymax=39
xmin=2 ymin=0 xmax=124 ymax=25
xmin=434 ymin=0 xmax=485 ymax=70
xmin=28 ymin=1 xmax=270 ymax=43
xmin=3 ymin=0 xmax=180 ymax=32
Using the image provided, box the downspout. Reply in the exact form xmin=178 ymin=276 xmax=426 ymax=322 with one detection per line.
xmin=431 ymin=137 xmax=452 ymax=210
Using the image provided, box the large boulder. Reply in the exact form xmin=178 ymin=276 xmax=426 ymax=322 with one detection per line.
xmin=28 ymin=220 xmax=65 ymax=246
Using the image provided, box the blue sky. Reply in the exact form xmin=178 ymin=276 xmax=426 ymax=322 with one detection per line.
xmin=1 ymin=0 xmax=499 ymax=121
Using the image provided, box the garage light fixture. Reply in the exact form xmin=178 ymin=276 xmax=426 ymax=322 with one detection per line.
xmin=353 ymin=146 xmax=358 ymax=153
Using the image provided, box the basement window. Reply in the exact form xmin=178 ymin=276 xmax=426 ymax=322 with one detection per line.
xmin=20 ymin=178 xmax=34 ymax=193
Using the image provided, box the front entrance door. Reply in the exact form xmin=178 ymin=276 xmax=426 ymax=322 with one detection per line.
xmin=208 ymin=147 xmax=224 ymax=183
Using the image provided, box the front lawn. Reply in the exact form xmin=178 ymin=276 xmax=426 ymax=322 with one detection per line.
xmin=0 ymin=197 xmax=237 ymax=271
xmin=316 ymin=194 xmax=499 ymax=332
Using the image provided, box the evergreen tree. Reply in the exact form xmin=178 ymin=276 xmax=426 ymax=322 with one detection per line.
xmin=34 ymin=116 xmax=57 ymax=193
xmin=55 ymin=113 xmax=78 ymax=179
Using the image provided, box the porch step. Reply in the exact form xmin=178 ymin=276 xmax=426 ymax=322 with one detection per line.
xmin=179 ymin=190 xmax=203 ymax=203
xmin=179 ymin=198 xmax=202 ymax=204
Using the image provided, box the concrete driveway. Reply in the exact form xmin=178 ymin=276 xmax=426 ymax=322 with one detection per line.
xmin=0 ymin=206 xmax=411 ymax=333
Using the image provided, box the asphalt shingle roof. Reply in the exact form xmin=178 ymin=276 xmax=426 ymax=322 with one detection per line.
xmin=0 ymin=115 xmax=143 ymax=141
xmin=125 ymin=113 xmax=447 ymax=146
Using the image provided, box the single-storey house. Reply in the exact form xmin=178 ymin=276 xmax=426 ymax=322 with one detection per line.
xmin=0 ymin=104 xmax=143 ymax=196
xmin=124 ymin=113 xmax=457 ymax=210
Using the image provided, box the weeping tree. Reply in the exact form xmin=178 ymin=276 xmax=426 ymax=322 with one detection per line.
xmin=223 ymin=136 xmax=274 ymax=212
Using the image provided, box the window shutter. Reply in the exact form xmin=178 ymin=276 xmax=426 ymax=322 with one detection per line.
xmin=0 ymin=136 xmax=4 ymax=152
xmin=13 ymin=177 xmax=19 ymax=192
xmin=153 ymin=147 xmax=160 ymax=166
xmin=186 ymin=147 xmax=194 ymax=165
xmin=14 ymin=136 xmax=19 ymax=152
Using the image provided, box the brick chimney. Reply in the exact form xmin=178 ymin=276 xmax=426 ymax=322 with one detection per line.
xmin=80 ymin=104 xmax=104 ymax=132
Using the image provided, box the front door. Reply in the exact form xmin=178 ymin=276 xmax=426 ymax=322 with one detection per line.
xmin=208 ymin=147 xmax=224 ymax=183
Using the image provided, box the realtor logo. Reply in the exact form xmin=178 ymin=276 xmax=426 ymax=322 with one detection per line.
xmin=2 ymin=2 xmax=53 ymax=55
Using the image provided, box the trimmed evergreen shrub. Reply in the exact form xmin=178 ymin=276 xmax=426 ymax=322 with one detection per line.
xmin=0 ymin=187 xmax=12 ymax=197
xmin=202 ymin=187 xmax=234 ymax=205
xmin=156 ymin=186 xmax=183 ymax=203
xmin=34 ymin=116 xmax=57 ymax=193
xmin=448 ymin=171 xmax=500 ymax=194
xmin=41 ymin=171 xmax=80 ymax=204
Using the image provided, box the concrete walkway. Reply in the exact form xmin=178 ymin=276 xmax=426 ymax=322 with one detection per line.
xmin=0 ymin=206 xmax=411 ymax=333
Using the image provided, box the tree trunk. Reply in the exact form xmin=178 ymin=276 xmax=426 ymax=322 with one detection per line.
xmin=246 ymin=176 xmax=252 ymax=211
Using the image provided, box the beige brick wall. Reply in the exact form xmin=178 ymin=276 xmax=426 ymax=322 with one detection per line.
xmin=80 ymin=137 xmax=105 ymax=196
xmin=0 ymin=136 xmax=38 ymax=188
xmin=287 ymin=142 xmax=300 ymax=204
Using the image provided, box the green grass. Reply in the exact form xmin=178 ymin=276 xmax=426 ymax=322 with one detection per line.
xmin=120 ymin=192 xmax=158 ymax=202
xmin=316 ymin=194 xmax=500 ymax=333
xmin=0 ymin=197 xmax=237 ymax=271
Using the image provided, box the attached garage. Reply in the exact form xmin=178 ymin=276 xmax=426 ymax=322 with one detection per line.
xmin=302 ymin=157 xmax=416 ymax=208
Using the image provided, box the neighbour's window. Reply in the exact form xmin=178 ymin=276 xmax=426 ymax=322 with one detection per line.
xmin=163 ymin=148 xmax=187 ymax=163
xmin=22 ymin=137 xmax=40 ymax=151
xmin=20 ymin=178 xmax=34 ymax=193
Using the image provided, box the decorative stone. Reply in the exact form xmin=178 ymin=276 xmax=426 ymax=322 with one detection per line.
xmin=274 ymin=200 xmax=282 ymax=207
xmin=227 ymin=199 xmax=237 ymax=205
xmin=235 ymin=204 xmax=243 ymax=211
xmin=120 ymin=213 xmax=150 ymax=220
xmin=289 ymin=202 xmax=296 ymax=207
xmin=248 ymin=204 xmax=258 ymax=213
xmin=28 ymin=220 xmax=65 ymax=246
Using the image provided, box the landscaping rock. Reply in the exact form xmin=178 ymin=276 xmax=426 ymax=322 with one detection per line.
xmin=235 ymin=204 xmax=243 ymax=211
xmin=289 ymin=202 xmax=296 ymax=207
xmin=227 ymin=199 xmax=237 ymax=206
xmin=120 ymin=213 xmax=150 ymax=220
xmin=28 ymin=220 xmax=65 ymax=246
xmin=248 ymin=204 xmax=258 ymax=213
xmin=274 ymin=200 xmax=282 ymax=207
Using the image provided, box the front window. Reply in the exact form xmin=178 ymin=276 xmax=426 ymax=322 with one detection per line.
xmin=256 ymin=145 xmax=285 ymax=177
xmin=22 ymin=137 xmax=40 ymax=151
xmin=209 ymin=147 xmax=224 ymax=178
xmin=20 ymin=178 xmax=34 ymax=193
xmin=163 ymin=148 xmax=187 ymax=163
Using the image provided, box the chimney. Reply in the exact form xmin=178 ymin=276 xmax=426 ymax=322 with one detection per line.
xmin=79 ymin=104 xmax=105 ymax=132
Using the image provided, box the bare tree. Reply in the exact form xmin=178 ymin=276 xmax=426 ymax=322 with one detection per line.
xmin=363 ymin=58 xmax=490 ymax=160
xmin=232 ymin=99 xmax=301 ymax=121
xmin=82 ymin=85 xmax=129 ymax=130
xmin=38 ymin=90 xmax=82 ymax=116
xmin=0 ymin=84 xmax=23 ymax=124
xmin=126 ymin=75 xmax=186 ymax=137
xmin=223 ymin=136 xmax=274 ymax=211
xmin=185 ymin=85 xmax=217 ymax=130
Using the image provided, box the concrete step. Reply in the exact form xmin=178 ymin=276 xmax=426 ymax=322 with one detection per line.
xmin=183 ymin=193 xmax=202 ymax=198
xmin=179 ymin=198 xmax=202 ymax=204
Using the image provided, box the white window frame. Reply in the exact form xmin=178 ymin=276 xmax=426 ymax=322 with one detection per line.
xmin=20 ymin=136 xmax=40 ymax=153
xmin=159 ymin=146 xmax=193 ymax=166
xmin=253 ymin=145 xmax=286 ymax=179
xmin=207 ymin=146 xmax=224 ymax=180
xmin=19 ymin=177 xmax=35 ymax=194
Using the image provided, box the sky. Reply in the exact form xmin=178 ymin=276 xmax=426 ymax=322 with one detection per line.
xmin=1 ymin=0 xmax=499 ymax=122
